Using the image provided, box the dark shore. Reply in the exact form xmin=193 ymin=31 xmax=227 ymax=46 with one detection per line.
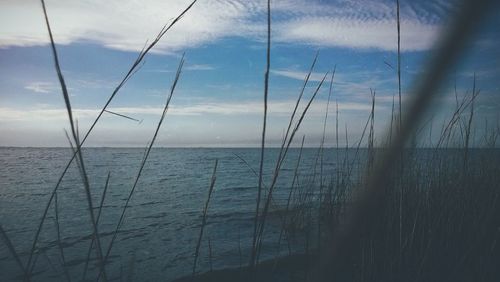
xmin=173 ymin=254 xmax=313 ymax=282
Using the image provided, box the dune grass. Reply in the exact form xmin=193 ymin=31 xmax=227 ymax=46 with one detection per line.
xmin=96 ymin=54 xmax=185 ymax=281
xmin=193 ymin=159 xmax=219 ymax=277
xmin=25 ymin=1 xmax=198 ymax=277
xmin=82 ymin=172 xmax=111 ymax=280
xmin=41 ymin=1 xmax=107 ymax=279
xmin=250 ymin=0 xmax=272 ymax=270
xmin=1 ymin=0 xmax=499 ymax=281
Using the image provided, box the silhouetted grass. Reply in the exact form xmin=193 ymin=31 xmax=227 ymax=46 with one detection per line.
xmin=40 ymin=1 xmax=107 ymax=279
xmin=26 ymin=1 xmax=199 ymax=275
xmin=193 ymin=159 xmax=218 ymax=277
xmin=313 ymin=0 xmax=496 ymax=280
xmin=1 ymin=0 xmax=499 ymax=282
xmin=0 ymin=224 xmax=27 ymax=277
xmin=53 ymin=192 xmax=71 ymax=282
xmin=250 ymin=0 xmax=272 ymax=270
xmin=97 ymin=54 xmax=185 ymax=280
xmin=82 ymin=172 xmax=111 ymax=281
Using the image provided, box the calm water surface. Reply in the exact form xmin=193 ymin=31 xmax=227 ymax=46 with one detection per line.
xmin=1 ymin=147 xmax=352 ymax=281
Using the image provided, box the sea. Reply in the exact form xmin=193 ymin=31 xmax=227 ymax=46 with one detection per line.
xmin=0 ymin=147 xmax=356 ymax=281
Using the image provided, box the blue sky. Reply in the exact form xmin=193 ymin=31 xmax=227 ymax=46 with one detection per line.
xmin=0 ymin=0 xmax=499 ymax=147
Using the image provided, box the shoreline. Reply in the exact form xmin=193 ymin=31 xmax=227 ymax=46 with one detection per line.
xmin=173 ymin=253 xmax=313 ymax=282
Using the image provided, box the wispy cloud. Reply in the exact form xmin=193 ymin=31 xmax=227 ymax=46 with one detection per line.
xmin=0 ymin=0 xmax=450 ymax=52
xmin=270 ymin=66 xmax=396 ymax=100
xmin=73 ymin=78 xmax=115 ymax=89
xmin=271 ymin=69 xmax=326 ymax=82
xmin=0 ymin=99 xmax=379 ymax=122
xmin=275 ymin=17 xmax=441 ymax=51
xmin=24 ymin=82 xmax=59 ymax=94
xmin=185 ymin=64 xmax=216 ymax=71
xmin=143 ymin=63 xmax=215 ymax=73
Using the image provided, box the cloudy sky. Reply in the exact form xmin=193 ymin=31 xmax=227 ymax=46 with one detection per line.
xmin=0 ymin=0 xmax=499 ymax=147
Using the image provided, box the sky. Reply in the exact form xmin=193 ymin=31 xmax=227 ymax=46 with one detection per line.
xmin=0 ymin=0 xmax=499 ymax=147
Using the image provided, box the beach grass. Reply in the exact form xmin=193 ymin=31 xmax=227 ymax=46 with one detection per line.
xmin=1 ymin=0 xmax=499 ymax=281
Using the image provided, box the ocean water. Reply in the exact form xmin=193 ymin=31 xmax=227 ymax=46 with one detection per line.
xmin=0 ymin=147 xmax=353 ymax=281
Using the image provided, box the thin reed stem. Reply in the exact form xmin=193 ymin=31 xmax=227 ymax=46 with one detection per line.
xmin=27 ymin=2 xmax=198 ymax=272
xmin=250 ymin=0 xmax=272 ymax=270
xmin=255 ymin=71 xmax=329 ymax=263
xmin=82 ymin=172 xmax=111 ymax=280
xmin=396 ymin=0 xmax=402 ymax=132
xmin=276 ymin=135 xmax=305 ymax=259
xmin=463 ymin=73 xmax=476 ymax=170
xmin=0 ymin=224 xmax=27 ymax=276
xmin=53 ymin=192 xmax=71 ymax=282
xmin=318 ymin=68 xmax=336 ymax=250
xmin=40 ymin=1 xmax=107 ymax=280
xmin=312 ymin=0 xmax=494 ymax=280
xmin=97 ymin=55 xmax=185 ymax=280
xmin=192 ymin=159 xmax=218 ymax=277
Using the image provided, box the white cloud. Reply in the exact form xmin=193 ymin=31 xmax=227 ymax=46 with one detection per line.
xmin=275 ymin=17 xmax=441 ymax=51
xmin=24 ymin=81 xmax=58 ymax=93
xmin=0 ymin=107 xmax=95 ymax=121
xmin=185 ymin=64 xmax=216 ymax=71
xmin=164 ymin=100 xmax=377 ymax=115
xmin=0 ymin=99 xmax=378 ymax=122
xmin=24 ymin=81 xmax=78 ymax=94
xmin=271 ymin=69 xmax=327 ymax=82
xmin=270 ymin=67 xmax=396 ymax=100
xmin=0 ymin=0 xmax=259 ymax=51
xmin=0 ymin=0 xmax=449 ymax=52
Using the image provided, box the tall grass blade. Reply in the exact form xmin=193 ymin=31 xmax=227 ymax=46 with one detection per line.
xmin=316 ymin=69 xmax=336 ymax=251
xmin=82 ymin=172 xmax=111 ymax=280
xmin=27 ymin=1 xmax=198 ymax=271
xmin=104 ymin=110 xmax=142 ymax=123
xmin=192 ymin=159 xmax=218 ymax=277
xmin=53 ymin=192 xmax=71 ymax=282
xmin=276 ymin=135 xmax=305 ymax=259
xmin=97 ymin=54 xmax=185 ymax=280
xmin=250 ymin=0 xmax=272 ymax=270
xmin=313 ymin=0 xmax=495 ymax=280
xmin=39 ymin=1 xmax=107 ymax=280
xmin=0 ymin=224 xmax=27 ymax=277
xmin=255 ymin=71 xmax=329 ymax=263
